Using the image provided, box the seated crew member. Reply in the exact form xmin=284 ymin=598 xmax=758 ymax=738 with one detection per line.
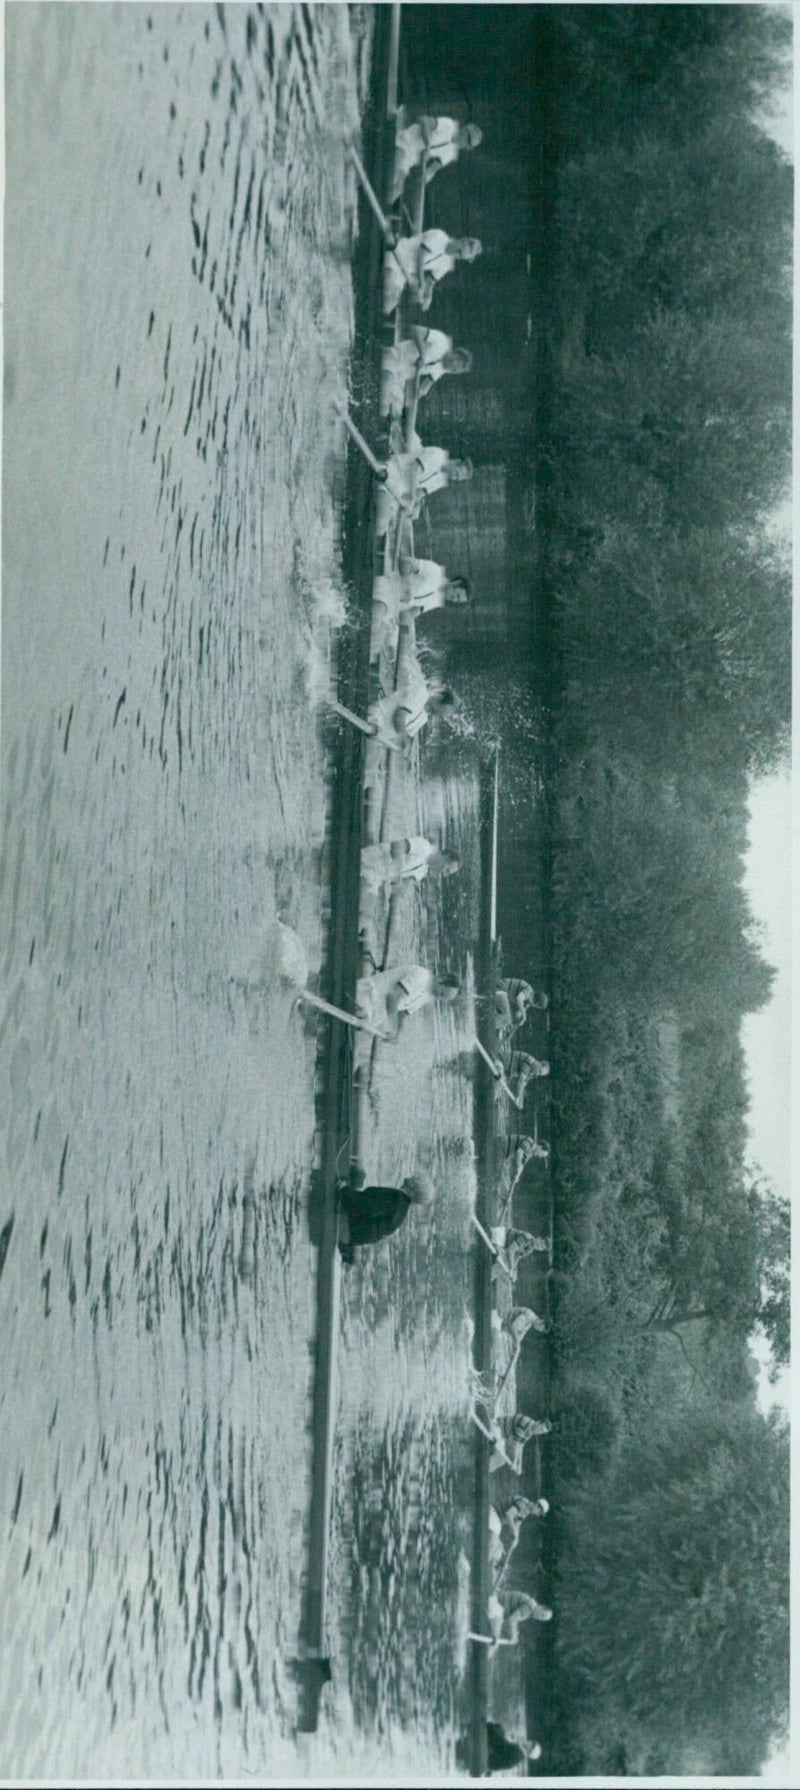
xmin=487 ymin=1589 xmax=553 ymax=1650
xmin=374 ymin=438 xmax=473 ymax=536
xmin=380 ymin=327 xmax=473 ymax=419
xmin=383 ymin=230 xmax=482 ymax=316
xmin=495 ymin=977 xmax=549 ymax=1034
xmin=485 ymin=1722 xmax=542 ymax=1774
xmin=368 ymin=675 xmax=457 ymax=751
xmin=500 ymin=1133 xmax=550 ymax=1174
xmin=391 ymin=112 xmax=483 ymax=202
xmin=455 ymin=1723 xmax=541 ymax=1776
xmin=337 ymin=1169 xmax=434 ymax=1264
xmin=490 ymin=1227 xmax=551 ymax=1277
xmin=356 ymin=966 xmax=460 ymax=1033
xmin=492 ymin=1306 xmax=548 ymax=1353
xmin=494 ymin=1048 xmax=550 ymax=1106
xmin=370 ymin=560 xmax=471 ymax=657
xmin=491 ymin=1496 xmax=550 ymax=1562
xmin=488 ymin=1411 xmax=552 ymax=1474
xmin=360 ymin=834 xmax=460 ymax=892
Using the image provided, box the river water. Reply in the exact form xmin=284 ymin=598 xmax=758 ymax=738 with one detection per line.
xmin=1 ymin=5 xmax=486 ymax=1778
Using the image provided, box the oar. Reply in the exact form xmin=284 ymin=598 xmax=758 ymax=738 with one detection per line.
xmin=473 ymin=1034 xmax=503 ymax=1078
xmin=298 ymin=988 xmax=389 ymax=1041
xmin=498 ymin=1163 xmax=526 ymax=1224
xmin=471 ymin=1408 xmax=515 ymax=1472
xmin=386 ymin=1 xmax=401 ymax=118
xmin=334 ymin=402 xmax=389 ymax=480
xmin=346 ymin=144 xmax=419 ymax=310
xmin=326 ymin=698 xmax=401 ymax=753
xmin=468 ymin=1632 xmax=515 ymax=1648
xmin=472 ymin=1036 xmax=521 ymax=1107
xmin=381 ymin=879 xmax=405 ymax=970
xmin=403 ymin=369 xmax=422 ymax=453
xmin=491 ymin=1543 xmax=518 ymax=1595
xmin=349 ymin=1062 xmax=371 ymax=1184
xmin=348 ymin=144 xmax=395 ymax=241
xmin=493 ymin=1343 xmax=522 ymax=1404
xmin=470 ymin=1211 xmax=510 ymax=1273
xmin=413 ymin=152 xmax=428 ymax=236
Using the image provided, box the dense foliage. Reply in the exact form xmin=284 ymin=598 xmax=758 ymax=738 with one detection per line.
xmin=535 ymin=7 xmax=791 ymax=1773
xmin=553 ymin=1409 xmax=789 ymax=1776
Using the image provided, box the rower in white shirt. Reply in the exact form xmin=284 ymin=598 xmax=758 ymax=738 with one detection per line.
xmin=368 ymin=673 xmax=457 ymax=751
xmin=356 ymin=965 xmax=461 ymax=1034
xmin=380 ymin=327 xmax=473 ymax=419
xmin=374 ymin=436 xmax=473 ymax=536
xmin=383 ymin=229 xmax=483 ymax=316
xmin=391 ymin=112 xmax=483 ymax=202
xmin=371 ymin=557 xmax=471 ymax=657
xmin=361 ymin=835 xmax=460 ymax=893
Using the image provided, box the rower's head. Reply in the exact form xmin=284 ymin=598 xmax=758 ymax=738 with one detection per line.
xmin=441 ymin=346 xmax=473 ymax=376
xmin=445 ymin=574 xmax=472 ymax=607
xmin=530 ymin=990 xmax=549 ymax=1010
xmin=511 ymin=1308 xmax=535 ymax=1338
xmin=455 ymin=237 xmax=483 ymax=262
xmin=429 ymin=847 xmax=460 ymax=878
xmin=428 ymin=686 xmax=457 ymax=715
xmin=438 ymin=850 xmax=461 ymax=877
xmin=514 ymin=1414 xmax=551 ymax=1440
xmin=435 ymin=972 xmax=461 ymax=1003
xmin=403 ymin=1173 xmax=435 ymax=1208
xmin=447 ymin=458 xmax=474 ymax=484
xmin=459 ymin=123 xmax=483 ymax=151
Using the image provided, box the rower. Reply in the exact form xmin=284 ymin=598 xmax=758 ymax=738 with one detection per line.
xmin=490 ymin=1226 xmax=551 ymax=1278
xmin=368 ymin=676 xmax=457 ymax=751
xmin=495 ymin=1047 xmax=550 ymax=1105
xmin=485 ymin=1722 xmax=542 ymax=1774
xmin=496 ymin=977 xmax=549 ymax=1034
xmin=380 ymin=327 xmax=473 ymax=418
xmin=370 ymin=561 xmax=471 ymax=656
xmin=337 ymin=1168 xmax=434 ymax=1264
xmin=488 ymin=1412 xmax=551 ymax=1474
xmin=374 ymin=441 xmax=473 ymax=534
xmin=360 ymin=835 xmax=460 ymax=892
xmin=391 ymin=113 xmax=483 ymax=202
xmin=383 ymin=230 xmax=483 ymax=315
xmin=356 ymin=966 xmax=460 ymax=1033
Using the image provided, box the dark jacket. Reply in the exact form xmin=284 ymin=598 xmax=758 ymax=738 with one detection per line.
xmin=486 ymin=1722 xmax=525 ymax=1773
xmin=339 ymin=1185 xmax=412 ymax=1249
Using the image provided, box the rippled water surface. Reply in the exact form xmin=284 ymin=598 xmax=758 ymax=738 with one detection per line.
xmin=1 ymin=7 xmax=493 ymax=1779
xmin=1 ymin=4 xmax=364 ymax=1776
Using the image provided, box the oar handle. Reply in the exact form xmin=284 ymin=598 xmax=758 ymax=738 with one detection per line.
xmin=326 ymin=697 xmax=376 ymax=737
xmin=298 ymin=989 xmax=389 ymax=1041
xmin=334 ymin=403 xmax=388 ymax=480
xmin=348 ymin=143 xmax=394 ymax=241
xmin=471 ymin=1408 xmax=515 ymax=1471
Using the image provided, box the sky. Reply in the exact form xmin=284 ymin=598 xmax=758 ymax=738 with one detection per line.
xmin=741 ymin=31 xmax=794 ymax=1787
xmin=739 ymin=5 xmax=793 ymax=1420
xmin=742 ymin=770 xmax=792 ymax=1206
xmin=741 ymin=769 xmax=792 ymax=1420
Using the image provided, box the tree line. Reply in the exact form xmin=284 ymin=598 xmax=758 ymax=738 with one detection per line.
xmin=532 ymin=6 xmax=791 ymax=1773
